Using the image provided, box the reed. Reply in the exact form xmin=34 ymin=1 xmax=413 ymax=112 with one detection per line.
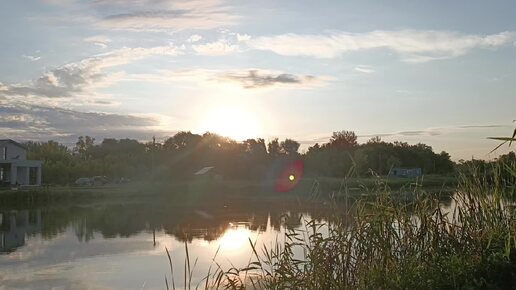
xmin=167 ymin=162 xmax=516 ymax=289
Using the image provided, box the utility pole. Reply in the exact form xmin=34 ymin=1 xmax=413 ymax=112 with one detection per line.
xmin=151 ymin=136 xmax=155 ymax=179
xmin=152 ymin=136 xmax=156 ymax=248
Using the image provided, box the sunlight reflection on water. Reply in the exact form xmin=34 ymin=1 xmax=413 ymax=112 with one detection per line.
xmin=0 ymin=203 xmax=300 ymax=290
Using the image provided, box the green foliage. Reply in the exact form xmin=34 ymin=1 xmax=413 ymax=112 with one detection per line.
xmin=279 ymin=139 xmax=300 ymax=156
xmin=305 ymin=135 xmax=455 ymax=177
xmin=23 ymin=130 xmax=455 ymax=184
xmin=457 ymin=152 xmax=516 ymax=192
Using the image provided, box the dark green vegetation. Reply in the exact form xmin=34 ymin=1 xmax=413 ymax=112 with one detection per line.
xmin=23 ymin=130 xmax=459 ymax=185
xmin=174 ymin=163 xmax=516 ymax=290
xmin=8 ymin=130 xmax=515 ymax=289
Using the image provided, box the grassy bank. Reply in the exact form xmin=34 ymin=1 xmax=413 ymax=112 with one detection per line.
xmin=0 ymin=174 xmax=456 ymax=207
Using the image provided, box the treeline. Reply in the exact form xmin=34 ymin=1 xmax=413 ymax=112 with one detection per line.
xmin=456 ymin=151 xmax=516 ymax=184
xmin=23 ymin=130 xmax=461 ymax=185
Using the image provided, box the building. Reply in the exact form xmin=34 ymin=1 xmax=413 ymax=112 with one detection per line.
xmin=0 ymin=139 xmax=42 ymax=186
xmin=0 ymin=210 xmax=42 ymax=253
xmin=388 ymin=167 xmax=422 ymax=178
xmin=194 ymin=166 xmax=223 ymax=181
xmin=194 ymin=166 xmax=215 ymax=176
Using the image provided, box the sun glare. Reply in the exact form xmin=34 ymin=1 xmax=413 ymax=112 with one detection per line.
xmin=198 ymin=106 xmax=262 ymax=140
xmin=218 ymin=227 xmax=252 ymax=250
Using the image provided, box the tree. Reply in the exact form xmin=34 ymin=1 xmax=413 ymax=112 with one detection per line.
xmin=74 ymin=136 xmax=95 ymax=160
xmin=307 ymin=143 xmax=321 ymax=155
xmin=280 ymin=139 xmax=300 ymax=155
xmin=267 ymin=138 xmax=281 ymax=157
xmin=353 ymin=149 xmax=369 ymax=176
xmin=244 ymin=138 xmax=267 ymax=156
xmin=367 ymin=136 xmax=383 ymax=144
xmin=163 ymin=131 xmax=202 ymax=151
xmin=329 ymin=130 xmax=358 ymax=149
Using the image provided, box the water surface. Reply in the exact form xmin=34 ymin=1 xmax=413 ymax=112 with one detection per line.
xmin=0 ymin=199 xmax=323 ymax=290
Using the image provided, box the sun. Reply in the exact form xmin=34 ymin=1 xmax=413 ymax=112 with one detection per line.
xmin=198 ymin=106 xmax=262 ymax=140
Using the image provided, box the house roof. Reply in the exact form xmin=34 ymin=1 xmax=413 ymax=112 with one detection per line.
xmin=194 ymin=166 xmax=214 ymax=175
xmin=0 ymin=139 xmax=27 ymax=150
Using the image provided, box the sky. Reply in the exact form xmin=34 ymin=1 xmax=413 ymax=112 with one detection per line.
xmin=0 ymin=0 xmax=515 ymax=160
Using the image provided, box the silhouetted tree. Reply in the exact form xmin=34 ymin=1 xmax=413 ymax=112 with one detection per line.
xmin=267 ymin=138 xmax=281 ymax=158
xmin=329 ymin=130 xmax=358 ymax=149
xmin=280 ymin=139 xmax=300 ymax=155
xmin=163 ymin=131 xmax=201 ymax=151
xmin=74 ymin=136 xmax=95 ymax=160
xmin=22 ymin=129 xmax=457 ymax=184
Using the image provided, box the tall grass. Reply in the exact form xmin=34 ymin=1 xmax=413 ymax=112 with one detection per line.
xmin=166 ymin=162 xmax=516 ymax=289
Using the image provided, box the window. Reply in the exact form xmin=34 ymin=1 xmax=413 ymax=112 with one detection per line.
xmin=2 ymin=146 xmax=6 ymax=160
xmin=29 ymin=167 xmax=38 ymax=185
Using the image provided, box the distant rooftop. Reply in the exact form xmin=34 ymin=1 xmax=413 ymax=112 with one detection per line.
xmin=0 ymin=139 xmax=26 ymax=149
xmin=194 ymin=166 xmax=215 ymax=175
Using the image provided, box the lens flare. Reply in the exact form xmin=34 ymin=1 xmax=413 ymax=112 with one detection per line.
xmin=275 ymin=160 xmax=304 ymax=192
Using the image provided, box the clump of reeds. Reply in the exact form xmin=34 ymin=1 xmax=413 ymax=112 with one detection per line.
xmin=166 ymin=162 xmax=516 ymax=290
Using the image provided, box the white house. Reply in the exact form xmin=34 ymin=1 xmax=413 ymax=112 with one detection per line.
xmin=0 ymin=139 xmax=42 ymax=186
xmin=388 ymin=167 xmax=422 ymax=178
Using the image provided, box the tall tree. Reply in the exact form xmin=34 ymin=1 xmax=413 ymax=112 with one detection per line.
xmin=267 ymin=138 xmax=281 ymax=157
xmin=163 ymin=131 xmax=202 ymax=151
xmin=74 ymin=136 xmax=95 ymax=160
xmin=329 ymin=130 xmax=358 ymax=149
xmin=280 ymin=139 xmax=300 ymax=155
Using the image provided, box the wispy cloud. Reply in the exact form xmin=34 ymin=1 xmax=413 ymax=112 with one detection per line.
xmin=358 ymin=130 xmax=442 ymax=138
xmin=0 ymin=101 xmax=164 ymax=142
xmin=236 ymin=33 xmax=251 ymax=42
xmin=124 ymin=68 xmax=330 ymax=89
xmin=124 ymin=68 xmax=326 ymax=89
xmin=1 ymin=45 xmax=180 ymax=99
xmin=218 ymin=69 xmax=321 ymax=89
xmin=192 ymin=39 xmax=239 ymax=56
xmin=84 ymin=35 xmax=112 ymax=49
xmin=359 ymin=124 xmax=513 ymax=139
xmin=2 ymin=44 xmax=179 ymax=142
xmin=247 ymin=30 xmax=516 ymax=62
xmin=457 ymin=124 xmax=506 ymax=129
xmin=22 ymin=55 xmax=41 ymax=61
xmin=354 ymin=65 xmax=375 ymax=74
xmin=187 ymin=34 xmax=203 ymax=43
xmin=96 ymin=0 xmax=238 ymax=31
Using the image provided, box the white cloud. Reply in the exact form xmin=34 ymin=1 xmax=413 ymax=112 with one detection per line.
xmin=97 ymin=0 xmax=238 ymax=31
xmin=354 ymin=65 xmax=375 ymax=74
xmin=192 ymin=39 xmax=239 ymax=56
xmin=0 ymin=101 xmax=164 ymax=142
xmin=42 ymin=0 xmax=76 ymax=5
xmin=236 ymin=33 xmax=251 ymax=42
xmin=84 ymin=35 xmax=112 ymax=49
xmin=248 ymin=30 xmax=516 ymax=62
xmin=22 ymin=55 xmax=41 ymax=61
xmin=1 ymin=45 xmax=181 ymax=99
xmin=187 ymin=34 xmax=203 ymax=43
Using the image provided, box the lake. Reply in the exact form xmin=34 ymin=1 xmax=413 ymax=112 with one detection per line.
xmin=0 ymin=197 xmax=331 ymax=290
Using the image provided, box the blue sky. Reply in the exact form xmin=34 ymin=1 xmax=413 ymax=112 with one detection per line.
xmin=1 ymin=0 xmax=515 ymax=160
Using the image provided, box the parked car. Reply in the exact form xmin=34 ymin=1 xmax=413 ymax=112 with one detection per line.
xmin=92 ymin=176 xmax=108 ymax=186
xmin=75 ymin=177 xmax=92 ymax=186
xmin=117 ymin=177 xmax=131 ymax=184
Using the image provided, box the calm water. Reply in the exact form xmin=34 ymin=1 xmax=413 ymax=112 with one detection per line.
xmin=0 ymin=199 xmax=325 ymax=290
